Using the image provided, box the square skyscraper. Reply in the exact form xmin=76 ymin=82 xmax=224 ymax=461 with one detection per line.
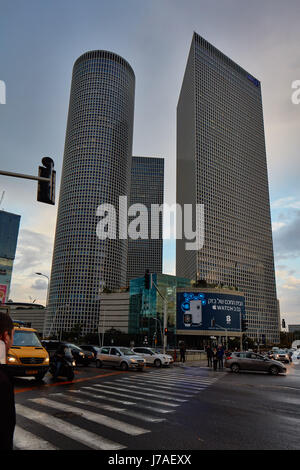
xmin=176 ymin=33 xmax=279 ymax=343
xmin=127 ymin=156 xmax=164 ymax=282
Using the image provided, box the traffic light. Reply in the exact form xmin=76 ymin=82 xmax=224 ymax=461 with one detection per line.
xmin=164 ymin=327 xmax=168 ymax=335
xmin=241 ymin=317 xmax=248 ymax=332
xmin=144 ymin=269 xmax=151 ymax=290
xmin=282 ymin=318 xmax=286 ymax=329
xmin=37 ymin=157 xmax=56 ymax=205
xmin=211 ymin=318 xmax=215 ymax=328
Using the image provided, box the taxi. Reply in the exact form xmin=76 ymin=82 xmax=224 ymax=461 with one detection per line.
xmin=7 ymin=322 xmax=50 ymax=380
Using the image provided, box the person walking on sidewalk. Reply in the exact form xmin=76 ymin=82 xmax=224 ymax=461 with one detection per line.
xmin=0 ymin=312 xmax=16 ymax=450
xmin=206 ymin=345 xmax=213 ymax=367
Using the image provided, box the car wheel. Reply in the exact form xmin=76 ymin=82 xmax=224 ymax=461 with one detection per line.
xmin=96 ymin=359 xmax=103 ymax=368
xmin=231 ymin=363 xmax=240 ymax=373
xmin=154 ymin=359 xmax=162 ymax=368
xmin=120 ymin=361 xmax=128 ymax=371
xmin=269 ymin=365 xmax=279 ymax=375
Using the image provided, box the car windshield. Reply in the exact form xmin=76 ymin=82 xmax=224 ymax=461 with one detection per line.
xmin=67 ymin=344 xmax=81 ymax=351
xmin=13 ymin=330 xmax=42 ymax=347
xmin=276 ymin=350 xmax=286 ymax=354
xmin=119 ymin=347 xmax=135 ymax=356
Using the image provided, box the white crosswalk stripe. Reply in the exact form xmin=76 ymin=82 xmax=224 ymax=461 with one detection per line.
xmin=14 ymin=425 xmax=58 ymax=450
xmin=88 ymin=384 xmax=180 ymax=407
xmin=15 ymin=368 xmax=221 ymax=450
xmin=29 ymin=398 xmax=150 ymax=436
xmin=79 ymin=387 xmax=175 ymax=413
xmin=15 ymin=403 xmax=125 ymax=450
xmin=51 ymin=391 xmax=166 ymax=423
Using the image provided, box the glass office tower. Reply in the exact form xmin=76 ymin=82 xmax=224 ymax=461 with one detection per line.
xmin=176 ymin=33 xmax=279 ymax=343
xmin=46 ymin=50 xmax=135 ymax=336
xmin=127 ymin=156 xmax=164 ymax=282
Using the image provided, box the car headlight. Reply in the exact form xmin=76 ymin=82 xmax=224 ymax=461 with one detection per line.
xmin=79 ymin=352 xmax=84 ymax=356
xmin=7 ymin=355 xmax=17 ymax=363
xmin=45 ymin=357 xmax=50 ymax=364
xmin=72 ymin=361 xmax=76 ymax=366
xmin=130 ymin=359 xmax=137 ymax=363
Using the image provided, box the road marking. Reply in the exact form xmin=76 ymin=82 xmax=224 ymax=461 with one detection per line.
xmin=57 ymin=391 xmax=165 ymax=423
xmin=124 ymin=376 xmax=207 ymax=390
xmin=122 ymin=376 xmax=207 ymax=390
xmin=16 ymin=403 xmax=125 ymax=450
xmin=110 ymin=381 xmax=188 ymax=402
xmin=30 ymin=398 xmax=150 ymax=436
xmin=88 ymin=384 xmax=180 ymax=407
xmin=80 ymin=388 xmax=174 ymax=413
xmin=114 ymin=378 xmax=195 ymax=396
xmin=14 ymin=425 xmax=58 ymax=450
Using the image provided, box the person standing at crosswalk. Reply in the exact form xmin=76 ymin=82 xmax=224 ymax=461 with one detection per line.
xmin=0 ymin=312 xmax=16 ymax=450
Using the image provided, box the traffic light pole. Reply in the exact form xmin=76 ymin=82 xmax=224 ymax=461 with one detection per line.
xmin=151 ymin=278 xmax=168 ymax=354
xmin=0 ymin=157 xmax=56 ymax=205
xmin=0 ymin=169 xmax=50 ymax=183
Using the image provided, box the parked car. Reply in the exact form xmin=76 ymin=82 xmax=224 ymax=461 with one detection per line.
xmin=131 ymin=347 xmax=173 ymax=367
xmin=225 ymin=351 xmax=287 ymax=375
xmin=42 ymin=341 xmax=93 ymax=366
xmin=79 ymin=344 xmax=101 ymax=361
xmin=96 ymin=346 xmax=146 ymax=371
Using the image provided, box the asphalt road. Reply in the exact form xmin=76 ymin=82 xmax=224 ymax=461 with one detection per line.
xmin=12 ymin=361 xmax=300 ymax=451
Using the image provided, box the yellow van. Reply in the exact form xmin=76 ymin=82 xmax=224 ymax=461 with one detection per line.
xmin=7 ymin=322 xmax=50 ymax=380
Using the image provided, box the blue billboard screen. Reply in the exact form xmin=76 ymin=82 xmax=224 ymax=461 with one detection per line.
xmin=177 ymin=292 xmax=245 ymax=332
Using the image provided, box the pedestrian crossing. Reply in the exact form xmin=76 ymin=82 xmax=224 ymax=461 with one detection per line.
xmin=14 ymin=368 xmax=223 ymax=450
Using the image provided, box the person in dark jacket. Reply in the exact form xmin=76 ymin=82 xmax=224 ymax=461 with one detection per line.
xmin=0 ymin=312 xmax=16 ymax=450
xmin=206 ymin=345 xmax=213 ymax=367
xmin=179 ymin=342 xmax=186 ymax=363
xmin=217 ymin=346 xmax=224 ymax=369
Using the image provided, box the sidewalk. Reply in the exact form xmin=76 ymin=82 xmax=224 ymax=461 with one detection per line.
xmin=173 ymin=359 xmax=208 ymax=368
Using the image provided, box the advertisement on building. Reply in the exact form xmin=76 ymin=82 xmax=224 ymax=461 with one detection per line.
xmin=177 ymin=292 xmax=245 ymax=331
xmin=0 ymin=284 xmax=7 ymax=304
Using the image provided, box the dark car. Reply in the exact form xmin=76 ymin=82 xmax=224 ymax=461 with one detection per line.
xmin=225 ymin=351 xmax=287 ymax=375
xmin=80 ymin=344 xmax=101 ymax=361
xmin=41 ymin=341 xmax=92 ymax=366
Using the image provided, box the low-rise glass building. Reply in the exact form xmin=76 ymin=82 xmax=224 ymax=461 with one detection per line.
xmin=129 ymin=274 xmax=191 ymax=347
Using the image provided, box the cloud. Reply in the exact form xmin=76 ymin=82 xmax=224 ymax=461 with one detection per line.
xmin=9 ymin=228 xmax=53 ymax=304
xmin=272 ymin=197 xmax=300 ymax=210
xmin=273 ymin=210 xmax=300 ymax=259
xmin=31 ymin=278 xmax=47 ymax=290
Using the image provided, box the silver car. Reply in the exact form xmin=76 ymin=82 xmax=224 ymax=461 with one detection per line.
xmin=96 ymin=346 xmax=146 ymax=371
xmin=225 ymin=352 xmax=287 ymax=375
xmin=132 ymin=347 xmax=174 ymax=367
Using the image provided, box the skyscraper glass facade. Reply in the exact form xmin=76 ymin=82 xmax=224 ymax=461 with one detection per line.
xmin=127 ymin=156 xmax=164 ymax=282
xmin=176 ymin=33 xmax=279 ymax=343
xmin=46 ymin=50 xmax=135 ymax=336
xmin=0 ymin=211 xmax=20 ymax=303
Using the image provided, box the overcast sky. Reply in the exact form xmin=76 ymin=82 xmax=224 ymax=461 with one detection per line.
xmin=0 ymin=0 xmax=299 ymax=325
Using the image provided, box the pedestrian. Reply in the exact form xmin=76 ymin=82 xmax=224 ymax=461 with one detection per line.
xmin=206 ymin=345 xmax=213 ymax=367
xmin=0 ymin=312 xmax=16 ymax=450
xmin=212 ymin=347 xmax=218 ymax=371
xmin=217 ymin=345 xmax=224 ymax=369
xmin=179 ymin=342 xmax=186 ymax=363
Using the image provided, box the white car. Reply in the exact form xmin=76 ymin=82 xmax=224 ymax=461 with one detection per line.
xmin=132 ymin=347 xmax=174 ymax=367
